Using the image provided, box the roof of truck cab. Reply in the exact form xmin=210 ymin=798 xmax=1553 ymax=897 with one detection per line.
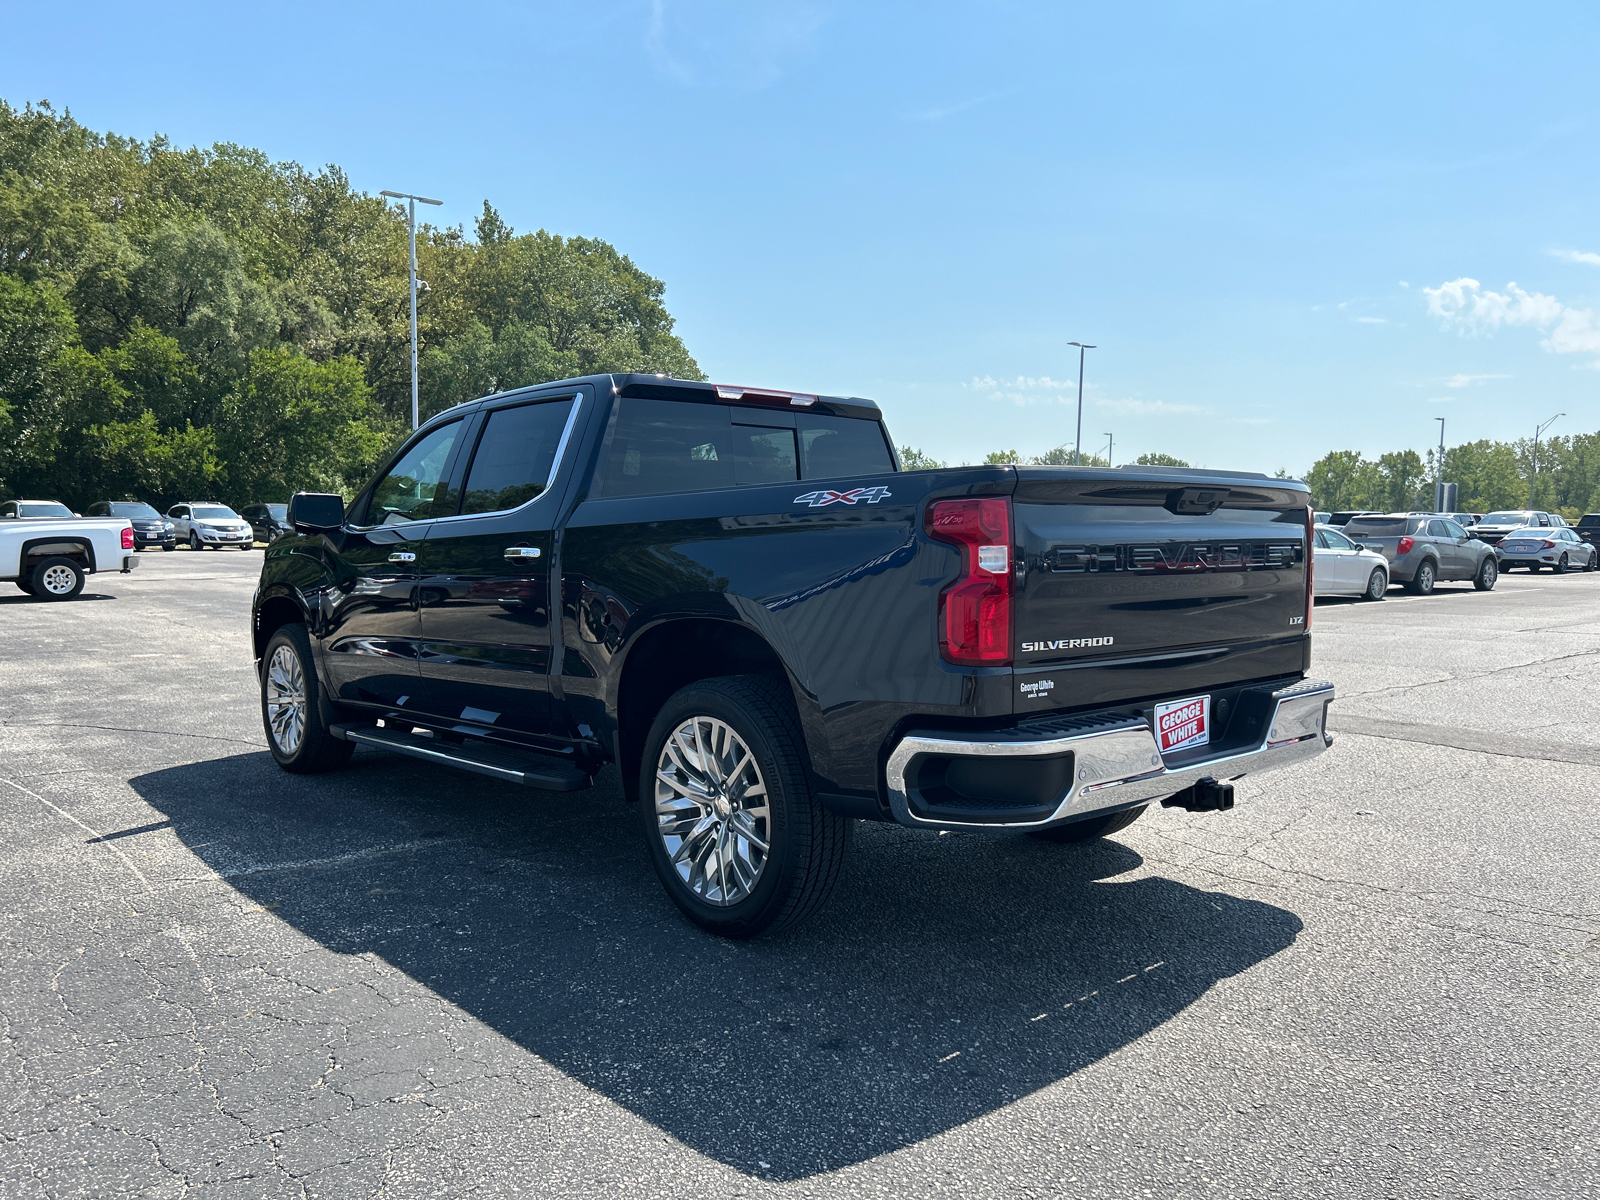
xmin=438 ymin=373 xmax=883 ymax=422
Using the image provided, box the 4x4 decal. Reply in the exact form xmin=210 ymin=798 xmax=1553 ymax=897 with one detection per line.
xmin=794 ymin=486 xmax=893 ymax=508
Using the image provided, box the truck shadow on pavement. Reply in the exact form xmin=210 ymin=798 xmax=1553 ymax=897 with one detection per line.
xmin=131 ymin=750 xmax=1302 ymax=1181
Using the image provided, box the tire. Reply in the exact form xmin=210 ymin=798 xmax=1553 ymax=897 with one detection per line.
xmin=1029 ymin=805 xmax=1147 ymax=844
xmin=1474 ymin=556 xmax=1498 ymax=591
xmin=189 ymin=532 xmax=203 ymax=551
xmin=29 ymin=556 xmax=85 ymax=601
xmin=1407 ymin=559 xmax=1437 ymax=595
xmin=1586 ymin=552 xmax=1598 ymax=573
xmin=640 ymin=675 xmax=850 ymax=938
xmin=1363 ymin=567 xmax=1388 ymax=601
xmin=162 ymin=542 xmax=175 ymax=552
xmin=14 ymin=577 xmax=36 ymax=595
xmin=260 ymin=624 xmax=355 ymax=774
xmin=1554 ymin=554 xmax=1569 ymax=575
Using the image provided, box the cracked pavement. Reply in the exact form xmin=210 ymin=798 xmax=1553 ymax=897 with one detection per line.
xmin=1 ymin=550 xmax=1597 ymax=1198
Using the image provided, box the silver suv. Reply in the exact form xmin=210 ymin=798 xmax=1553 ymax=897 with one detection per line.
xmin=1341 ymin=513 xmax=1499 ymax=595
xmin=167 ymin=502 xmax=254 ymax=550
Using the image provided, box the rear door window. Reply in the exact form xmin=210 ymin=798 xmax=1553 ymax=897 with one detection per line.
xmin=457 ymin=398 xmax=576 ymax=515
xmin=1442 ymin=519 xmax=1468 ymax=538
xmin=1343 ymin=518 xmax=1406 ymax=537
xmin=1427 ymin=520 xmax=1451 ymax=537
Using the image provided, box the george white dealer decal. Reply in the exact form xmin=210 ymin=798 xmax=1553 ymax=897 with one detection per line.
xmin=794 ymin=486 xmax=893 ymax=507
xmin=1022 ymin=636 xmax=1114 ymax=652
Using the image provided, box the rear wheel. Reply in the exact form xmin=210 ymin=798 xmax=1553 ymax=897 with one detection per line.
xmin=29 ymin=556 xmax=85 ymax=600
xmin=1408 ymin=559 xmax=1437 ymax=595
xmin=641 ymin=675 xmax=850 ymax=938
xmin=1364 ymin=567 xmax=1388 ymax=601
xmin=1555 ymin=553 xmax=1570 ymax=575
xmin=1029 ymin=805 xmax=1147 ymax=844
xmin=261 ymin=624 xmax=354 ymax=773
xmin=1474 ymin=556 xmax=1498 ymax=591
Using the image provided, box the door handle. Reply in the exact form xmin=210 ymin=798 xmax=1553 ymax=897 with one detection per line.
xmin=503 ymin=546 xmax=541 ymax=560
xmin=388 ymin=551 xmax=416 ymax=563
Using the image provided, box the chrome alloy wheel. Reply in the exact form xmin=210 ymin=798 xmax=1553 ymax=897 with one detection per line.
xmin=264 ymin=644 xmax=307 ymax=755
xmin=40 ymin=564 xmax=77 ymax=595
xmin=654 ymin=716 xmax=771 ymax=906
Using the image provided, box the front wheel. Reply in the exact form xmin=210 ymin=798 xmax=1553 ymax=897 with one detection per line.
xmin=1408 ymin=559 xmax=1437 ymax=595
xmin=162 ymin=542 xmax=175 ymax=552
xmin=189 ymin=532 xmax=203 ymax=552
xmin=1474 ymin=556 xmax=1498 ymax=591
xmin=1029 ymin=805 xmax=1147 ymax=843
xmin=1364 ymin=567 xmax=1389 ymax=601
xmin=260 ymin=624 xmax=354 ymax=773
xmin=1555 ymin=553 xmax=1570 ymax=575
xmin=29 ymin=556 xmax=85 ymax=600
xmin=641 ymin=675 xmax=850 ymax=938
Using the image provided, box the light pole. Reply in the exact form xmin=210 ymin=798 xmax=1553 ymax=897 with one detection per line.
xmin=380 ymin=189 xmax=443 ymax=430
xmin=1067 ymin=341 xmax=1095 ymax=466
xmin=1103 ymin=432 xmax=1114 ymax=467
xmin=1434 ymin=417 xmax=1445 ymax=512
xmin=1530 ymin=412 xmax=1565 ymax=508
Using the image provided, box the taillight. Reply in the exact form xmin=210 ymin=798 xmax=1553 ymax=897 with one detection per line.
xmin=1303 ymin=506 xmax=1314 ymax=632
xmin=1540 ymin=539 xmax=1556 ymax=549
xmin=1396 ymin=536 xmax=1414 ymax=556
xmin=926 ymin=497 xmax=1013 ymax=665
xmin=121 ymin=525 xmax=134 ymax=550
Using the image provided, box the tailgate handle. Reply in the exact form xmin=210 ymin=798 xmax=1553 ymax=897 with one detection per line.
xmin=1165 ymin=487 xmax=1229 ymax=516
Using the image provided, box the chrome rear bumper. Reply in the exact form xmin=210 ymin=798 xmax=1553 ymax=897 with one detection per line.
xmin=885 ymin=677 xmax=1334 ymax=831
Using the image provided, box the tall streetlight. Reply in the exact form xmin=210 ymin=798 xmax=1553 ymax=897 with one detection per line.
xmin=380 ymin=189 xmax=443 ymax=430
xmin=1067 ymin=341 xmax=1095 ymax=465
xmin=1102 ymin=432 xmax=1114 ymax=467
xmin=1434 ymin=417 xmax=1446 ymax=512
xmin=1530 ymin=412 xmax=1565 ymax=507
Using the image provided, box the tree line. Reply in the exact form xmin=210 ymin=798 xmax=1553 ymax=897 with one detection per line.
xmin=0 ymin=99 xmax=700 ymax=510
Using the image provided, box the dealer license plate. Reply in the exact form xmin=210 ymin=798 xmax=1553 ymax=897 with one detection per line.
xmin=1153 ymin=695 xmax=1211 ymax=755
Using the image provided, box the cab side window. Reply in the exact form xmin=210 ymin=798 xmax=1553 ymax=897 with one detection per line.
xmin=457 ymin=399 xmax=575 ymax=516
xmin=365 ymin=420 xmax=463 ymax=525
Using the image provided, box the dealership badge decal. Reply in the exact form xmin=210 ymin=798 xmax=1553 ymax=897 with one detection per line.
xmin=794 ymin=486 xmax=893 ymax=508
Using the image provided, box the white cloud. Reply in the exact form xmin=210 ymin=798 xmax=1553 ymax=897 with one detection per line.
xmin=1354 ymin=317 xmax=1387 ymax=324
xmin=1423 ymin=277 xmax=1600 ymax=361
xmin=1444 ymin=372 xmax=1509 ymax=387
xmin=646 ymin=0 xmax=825 ymax=89
xmin=968 ymin=375 xmax=1078 ymax=405
xmin=1553 ymin=249 xmax=1600 ymax=266
xmin=1094 ymin=398 xmax=1209 ymax=416
xmin=905 ymin=89 xmax=1018 ymax=122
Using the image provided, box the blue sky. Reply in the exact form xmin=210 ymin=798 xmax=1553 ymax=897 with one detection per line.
xmin=6 ymin=1 xmax=1599 ymax=472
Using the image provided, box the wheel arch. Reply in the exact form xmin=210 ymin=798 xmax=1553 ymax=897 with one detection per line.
xmin=253 ymin=589 xmax=313 ymax=662
xmin=613 ymin=617 xmax=798 ymax=804
xmin=22 ymin=538 xmax=95 ymax=573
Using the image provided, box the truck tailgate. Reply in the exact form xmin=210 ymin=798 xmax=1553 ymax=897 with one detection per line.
xmin=1011 ymin=473 xmax=1310 ymax=710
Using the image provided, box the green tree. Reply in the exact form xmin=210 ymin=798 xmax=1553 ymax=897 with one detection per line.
xmin=1306 ymin=450 xmax=1382 ymax=511
xmin=0 ymin=273 xmax=81 ymax=496
xmin=984 ymin=449 xmax=1023 ymax=464
xmin=898 ymin=445 xmax=944 ymax=470
xmin=1133 ymin=452 xmax=1190 ymax=467
xmin=1377 ymin=449 xmax=1427 ymax=511
xmin=1441 ymin=440 xmax=1525 ymax=512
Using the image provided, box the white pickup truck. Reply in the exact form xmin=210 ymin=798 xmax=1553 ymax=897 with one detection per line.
xmin=0 ymin=514 xmax=141 ymax=599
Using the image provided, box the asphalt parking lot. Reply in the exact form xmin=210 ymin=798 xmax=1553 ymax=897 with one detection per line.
xmin=2 ymin=548 xmax=1597 ymax=1199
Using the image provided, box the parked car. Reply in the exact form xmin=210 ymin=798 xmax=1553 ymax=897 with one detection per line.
xmin=1575 ymin=513 xmax=1600 ymax=545
xmin=1313 ymin=510 xmax=1331 ymax=525
xmin=1 ymin=512 xmax=139 ymax=598
xmin=1340 ymin=512 xmax=1499 ymax=594
xmin=1495 ymin=527 xmax=1598 ymax=573
xmin=1471 ymin=510 xmax=1563 ymax=547
xmin=85 ymin=500 xmax=176 ymax=551
xmin=1445 ymin=512 xmax=1479 ymax=527
xmin=1313 ymin=524 xmax=1388 ymax=600
xmin=1327 ymin=510 xmax=1380 ymax=526
xmin=1 ymin=499 xmax=76 ymax=519
xmin=167 ymin=502 xmax=254 ymax=550
xmin=250 ymin=372 xmax=1334 ymax=937
xmin=239 ymin=502 xmax=291 ymax=544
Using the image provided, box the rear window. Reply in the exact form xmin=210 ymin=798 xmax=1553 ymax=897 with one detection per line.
xmin=19 ymin=502 xmax=72 ymax=518
xmin=1343 ymin=517 xmax=1408 ymax=536
xmin=593 ymin=399 xmax=893 ymax=499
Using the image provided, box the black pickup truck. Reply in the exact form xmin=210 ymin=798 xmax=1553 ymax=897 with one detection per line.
xmin=252 ymin=374 xmax=1333 ymax=936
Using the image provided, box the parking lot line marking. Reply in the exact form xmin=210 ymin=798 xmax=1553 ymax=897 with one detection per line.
xmin=220 ymin=838 xmax=463 ymax=879
xmin=1 ymin=776 xmax=153 ymax=893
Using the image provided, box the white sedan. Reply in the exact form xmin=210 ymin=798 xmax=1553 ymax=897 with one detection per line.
xmin=1314 ymin=523 xmax=1389 ymax=600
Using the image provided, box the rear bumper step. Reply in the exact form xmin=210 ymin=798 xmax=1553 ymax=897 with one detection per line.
xmin=885 ymin=677 xmax=1334 ymax=831
xmin=331 ymin=723 xmax=591 ymax=792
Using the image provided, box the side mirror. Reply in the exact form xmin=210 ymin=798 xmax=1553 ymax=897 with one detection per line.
xmin=288 ymin=492 xmax=345 ymax=534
